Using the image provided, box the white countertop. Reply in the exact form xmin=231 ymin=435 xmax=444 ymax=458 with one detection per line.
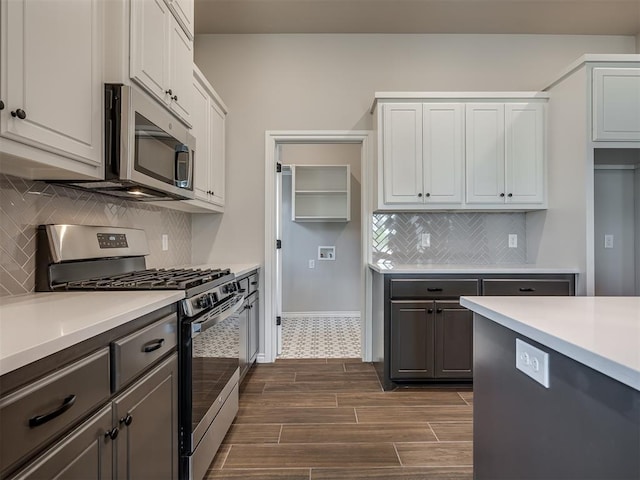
xmin=369 ymin=263 xmax=579 ymax=274
xmin=0 ymin=291 xmax=184 ymax=376
xmin=460 ymin=296 xmax=640 ymax=391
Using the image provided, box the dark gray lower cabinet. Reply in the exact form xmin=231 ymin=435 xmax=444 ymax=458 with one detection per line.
xmin=11 ymin=406 xmax=113 ymax=479
xmin=239 ymin=289 xmax=259 ymax=381
xmin=390 ymin=300 xmax=472 ymax=381
xmin=434 ymin=301 xmax=473 ymax=378
xmin=390 ymin=302 xmax=434 ymax=379
xmin=113 ymin=353 xmax=178 ymax=480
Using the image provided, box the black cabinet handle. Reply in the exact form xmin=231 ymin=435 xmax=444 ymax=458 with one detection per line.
xmin=0 ymin=100 xmax=4 ymax=110
xmin=11 ymin=109 xmax=26 ymax=119
xmin=142 ymin=338 xmax=165 ymax=353
xmin=427 ymin=308 xmax=433 ymax=314
xmin=427 ymin=287 xmax=443 ymax=292
xmin=105 ymin=427 xmax=119 ymax=440
xmin=417 ymin=193 xmax=422 ymax=198
xmin=172 ymin=95 xmax=178 ymax=101
xmin=120 ymin=414 xmax=133 ymax=426
xmin=519 ymin=287 xmax=536 ymax=292
xmin=508 ymin=193 xmax=513 ymax=198
xmin=165 ymin=89 xmax=173 ymax=95
xmin=425 ymin=193 xmax=431 ymax=197
xmin=251 ymin=281 xmax=258 ymax=286
xmin=436 ymin=308 xmax=443 ymax=313
xmin=29 ymin=395 xmax=76 ymax=427
xmin=500 ymin=193 xmax=505 ymax=197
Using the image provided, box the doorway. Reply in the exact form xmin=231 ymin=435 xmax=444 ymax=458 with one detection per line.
xmin=263 ymin=131 xmax=374 ymax=363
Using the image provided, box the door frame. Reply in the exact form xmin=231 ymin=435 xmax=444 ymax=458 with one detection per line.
xmin=262 ymin=130 xmax=374 ymax=363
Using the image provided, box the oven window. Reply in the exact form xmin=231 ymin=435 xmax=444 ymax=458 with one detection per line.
xmin=134 ymin=112 xmax=184 ymax=185
xmin=191 ymin=313 xmax=239 ymax=432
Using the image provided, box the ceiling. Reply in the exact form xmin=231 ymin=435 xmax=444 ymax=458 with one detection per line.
xmin=194 ymin=0 xmax=640 ymax=35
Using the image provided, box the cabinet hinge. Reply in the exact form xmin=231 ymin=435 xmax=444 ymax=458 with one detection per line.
xmin=276 ymin=162 xmax=282 ymax=173
xmin=276 ymin=316 xmax=282 ymax=326
xmin=276 ymin=239 xmax=282 ymax=249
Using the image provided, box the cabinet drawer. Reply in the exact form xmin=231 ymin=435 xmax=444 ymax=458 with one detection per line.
xmin=111 ymin=314 xmax=177 ymax=392
xmin=0 ymin=349 xmax=110 ymax=476
xmin=390 ymin=279 xmax=479 ymax=299
xmin=238 ymin=272 xmax=259 ymax=296
xmin=482 ymin=279 xmax=572 ymax=296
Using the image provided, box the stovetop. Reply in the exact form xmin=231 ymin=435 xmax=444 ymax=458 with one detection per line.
xmin=56 ymin=268 xmax=233 ymax=293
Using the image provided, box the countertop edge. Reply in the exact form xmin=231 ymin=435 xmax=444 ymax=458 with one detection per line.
xmin=369 ymin=263 xmax=580 ymax=274
xmin=460 ymin=297 xmax=640 ymax=392
xmin=0 ymin=292 xmax=184 ymax=376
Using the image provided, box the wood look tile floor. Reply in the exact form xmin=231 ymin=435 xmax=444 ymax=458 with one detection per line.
xmin=205 ymin=359 xmax=473 ymax=480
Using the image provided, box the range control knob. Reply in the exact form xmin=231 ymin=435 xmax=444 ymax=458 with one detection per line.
xmin=197 ymin=295 xmax=211 ymax=309
xmin=208 ymin=292 xmax=218 ymax=304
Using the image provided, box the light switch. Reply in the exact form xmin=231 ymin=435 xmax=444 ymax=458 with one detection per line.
xmin=604 ymin=235 xmax=614 ymax=249
xmin=162 ymin=234 xmax=169 ymax=251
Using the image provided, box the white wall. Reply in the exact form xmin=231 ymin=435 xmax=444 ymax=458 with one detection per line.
xmin=280 ymin=143 xmax=362 ymax=312
xmin=191 ymin=34 xmax=635 ymax=267
xmin=594 ymin=168 xmax=636 ymax=295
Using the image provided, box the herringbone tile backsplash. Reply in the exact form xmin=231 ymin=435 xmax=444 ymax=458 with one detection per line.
xmin=372 ymin=212 xmax=526 ymax=264
xmin=0 ymin=174 xmax=191 ymax=297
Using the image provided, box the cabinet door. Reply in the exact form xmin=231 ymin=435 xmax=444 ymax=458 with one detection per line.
xmin=168 ymin=17 xmax=193 ymax=124
xmin=434 ymin=301 xmax=473 ymax=379
xmin=167 ymin=0 xmax=194 ymax=39
xmin=505 ymin=103 xmax=544 ymax=204
xmin=11 ymin=406 xmax=113 ymax=480
xmin=382 ymin=103 xmax=424 ymax=204
xmin=593 ymin=68 xmax=640 ymax=141
xmin=238 ymin=305 xmax=249 ymax=378
xmin=390 ymin=301 xmax=434 ymax=380
xmin=422 ymin=104 xmax=464 ymax=204
xmin=466 ymin=103 xmax=505 ymax=204
xmin=192 ymin=78 xmax=210 ymax=201
xmin=130 ymin=0 xmax=170 ymax=104
xmin=1 ymin=0 xmax=102 ymax=166
xmin=209 ymin=100 xmax=226 ymax=206
xmin=113 ymin=354 xmax=178 ymax=480
xmin=248 ymin=294 xmax=259 ymax=364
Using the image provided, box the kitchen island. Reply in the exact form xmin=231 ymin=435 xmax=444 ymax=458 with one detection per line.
xmin=460 ymin=296 xmax=640 ymax=480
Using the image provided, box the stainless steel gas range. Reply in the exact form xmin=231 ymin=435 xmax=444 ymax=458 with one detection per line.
xmin=36 ymin=224 xmax=242 ymax=480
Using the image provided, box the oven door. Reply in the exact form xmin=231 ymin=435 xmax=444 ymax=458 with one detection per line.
xmin=180 ymin=295 xmax=243 ymax=456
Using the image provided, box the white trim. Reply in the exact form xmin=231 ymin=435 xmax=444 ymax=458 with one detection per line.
xmin=282 ymin=311 xmax=361 ymax=318
xmin=264 ymin=130 xmax=374 ymax=363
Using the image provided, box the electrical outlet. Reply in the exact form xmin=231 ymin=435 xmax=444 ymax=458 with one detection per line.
xmin=421 ymin=233 xmax=431 ymax=248
xmin=516 ymin=339 xmax=550 ymax=388
xmin=161 ymin=234 xmax=169 ymax=251
xmin=508 ymin=234 xmax=518 ymax=248
xmin=604 ymin=234 xmax=614 ymax=249
xmin=308 ymin=259 xmax=315 ymax=269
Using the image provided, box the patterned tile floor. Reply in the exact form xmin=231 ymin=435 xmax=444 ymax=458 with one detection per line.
xmin=279 ymin=315 xmax=361 ymax=359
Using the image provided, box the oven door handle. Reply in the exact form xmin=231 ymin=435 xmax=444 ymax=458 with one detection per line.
xmin=191 ymin=295 xmax=245 ymax=337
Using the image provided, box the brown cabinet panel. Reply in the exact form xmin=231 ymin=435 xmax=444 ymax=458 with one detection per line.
xmin=482 ymin=279 xmax=573 ymax=296
xmin=390 ymin=279 xmax=479 ymax=299
xmin=435 ymin=301 xmax=473 ymax=379
xmin=390 ymin=302 xmax=434 ymax=380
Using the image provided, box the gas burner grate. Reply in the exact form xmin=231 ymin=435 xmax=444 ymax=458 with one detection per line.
xmin=62 ymin=268 xmax=232 ymax=291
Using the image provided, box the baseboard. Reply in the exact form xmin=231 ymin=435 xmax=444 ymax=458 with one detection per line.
xmin=256 ymin=353 xmax=268 ymax=363
xmin=282 ymin=311 xmax=361 ymax=318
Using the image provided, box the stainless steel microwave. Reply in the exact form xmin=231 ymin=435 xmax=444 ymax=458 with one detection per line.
xmin=61 ymin=84 xmax=195 ymax=201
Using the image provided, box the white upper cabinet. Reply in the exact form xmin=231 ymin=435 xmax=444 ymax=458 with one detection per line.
xmin=167 ymin=0 xmax=194 ymax=39
xmin=423 ymin=104 xmax=464 ymax=204
xmin=163 ymin=65 xmax=226 ymax=213
xmin=505 ymin=103 xmax=544 ymax=204
xmin=0 ymin=0 xmax=103 ymax=180
xmin=592 ymin=67 xmax=640 ymax=142
xmin=375 ymin=94 xmax=547 ymax=211
xmin=381 ymin=103 xmax=463 ymax=206
xmin=130 ymin=0 xmax=192 ymax=126
xmin=466 ymin=102 xmax=544 ymax=205
xmin=465 ymin=104 xmax=506 ymax=204
xmin=382 ymin=103 xmax=423 ymax=204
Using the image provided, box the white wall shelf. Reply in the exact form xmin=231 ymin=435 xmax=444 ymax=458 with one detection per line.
xmin=291 ymin=165 xmax=351 ymax=222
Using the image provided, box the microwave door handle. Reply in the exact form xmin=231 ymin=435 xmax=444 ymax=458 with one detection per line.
xmin=174 ymin=144 xmax=191 ymax=188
